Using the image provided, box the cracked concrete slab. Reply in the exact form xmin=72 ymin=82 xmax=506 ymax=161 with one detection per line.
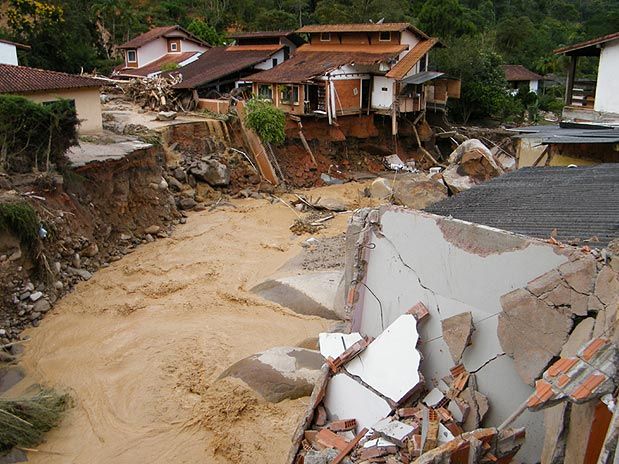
xmin=345 ymin=207 xmax=574 ymax=463
xmin=441 ymin=311 xmax=474 ymax=363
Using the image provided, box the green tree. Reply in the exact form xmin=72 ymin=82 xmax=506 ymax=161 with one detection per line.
xmin=244 ymin=97 xmax=286 ymax=145
xmin=187 ymin=18 xmax=226 ymax=45
xmin=417 ymin=0 xmax=478 ymax=38
xmin=434 ymin=35 xmax=511 ymax=123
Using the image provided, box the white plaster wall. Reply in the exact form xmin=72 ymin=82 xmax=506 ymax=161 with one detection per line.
xmin=0 ymin=42 xmax=18 ymax=65
xmin=181 ymin=40 xmax=209 ymax=53
xmin=594 ymin=39 xmax=619 ymax=114
xmin=137 ymin=38 xmax=168 ymax=66
xmin=529 ymin=79 xmax=539 ymax=93
xmin=254 ymin=49 xmax=285 ymax=70
xmin=400 ymin=30 xmax=421 ymax=50
xmin=351 ymin=209 xmax=569 ymax=463
xmin=371 ymin=76 xmax=394 ymax=109
xmin=22 ymin=87 xmax=103 ymax=133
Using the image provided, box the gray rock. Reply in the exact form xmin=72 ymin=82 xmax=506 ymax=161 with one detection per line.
xmin=72 ymin=253 xmax=81 ymax=269
xmin=159 ymin=177 xmax=168 ymax=190
xmin=8 ymin=249 xmax=21 ymax=262
xmin=443 ymin=139 xmax=503 ymax=194
xmin=178 ymin=197 xmax=197 ymax=210
xmin=218 ymin=347 xmax=324 ymax=403
xmin=82 ymin=243 xmax=99 ymax=257
xmin=29 ymin=291 xmax=43 ymax=302
xmin=441 ymin=311 xmax=474 ymax=363
xmin=29 ymin=311 xmax=41 ymax=321
xmin=315 ymin=197 xmax=347 ymax=212
xmin=144 ymin=225 xmax=160 ymax=235
xmin=173 ymin=167 xmax=186 ymax=182
xmin=541 ymin=282 xmax=589 ymax=316
xmin=167 ymin=176 xmax=183 ymax=191
xmin=594 ymin=265 xmax=619 ymax=306
xmin=368 ymin=177 xmax=394 ymax=200
xmin=498 ymin=288 xmax=574 ymax=385
xmin=33 ymin=299 xmax=51 ymax=313
xmin=189 ymin=159 xmax=230 ymax=186
xmin=156 ymin=111 xmax=177 ymax=121
xmin=527 ymin=269 xmax=562 ymax=297
xmin=145 ymin=234 xmax=154 ymax=243
xmin=392 ymin=173 xmax=447 ymax=210
xmin=68 ymin=267 xmax=92 ymax=281
xmin=53 ymin=281 xmax=64 ymax=290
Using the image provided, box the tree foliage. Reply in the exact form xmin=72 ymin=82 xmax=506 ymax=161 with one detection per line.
xmin=0 ymin=95 xmax=79 ymax=173
xmin=244 ymin=98 xmax=286 ymax=145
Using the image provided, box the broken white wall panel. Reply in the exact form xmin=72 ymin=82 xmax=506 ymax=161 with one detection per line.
xmin=323 ymin=373 xmax=392 ymax=430
xmin=319 ymin=332 xmax=363 ymax=360
xmin=345 ymin=314 xmax=422 ymax=404
xmin=371 ymin=417 xmax=415 ymax=447
xmin=345 ymin=207 xmax=573 ymax=463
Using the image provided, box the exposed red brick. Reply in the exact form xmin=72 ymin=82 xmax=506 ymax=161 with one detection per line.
xmin=315 ymin=429 xmax=349 ymax=451
xmin=332 ymin=427 xmax=368 ymax=464
xmin=547 ymin=357 xmax=578 ymax=377
xmin=407 ymin=302 xmax=430 ymax=322
xmin=327 ymin=337 xmax=372 ymax=373
xmin=450 ymin=364 xmax=466 ymax=378
xmin=582 ymin=338 xmax=608 ymax=361
xmin=557 ymin=373 xmax=571 ymax=388
xmin=327 ymin=419 xmax=357 ymax=432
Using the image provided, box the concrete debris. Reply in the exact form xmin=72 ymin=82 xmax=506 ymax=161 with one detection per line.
xmin=156 ymin=111 xmax=177 ymax=121
xmin=441 ymin=311 xmax=474 ymax=363
xmin=319 ymin=333 xmax=363 ymax=361
xmin=217 ymin=346 xmax=324 ymax=403
xmin=383 ymin=154 xmax=417 ymax=173
xmin=366 ymin=173 xmax=447 ymax=210
xmin=189 ymin=158 xmax=230 ymax=186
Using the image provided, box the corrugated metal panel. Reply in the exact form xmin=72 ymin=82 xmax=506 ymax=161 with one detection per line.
xmin=401 ymin=71 xmax=444 ymax=85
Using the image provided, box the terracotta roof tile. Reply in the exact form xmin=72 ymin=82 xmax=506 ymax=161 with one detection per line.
xmin=299 ymin=43 xmax=407 ymax=54
xmin=385 ymin=38 xmax=439 ymax=80
xmin=118 ymin=25 xmax=210 ymax=49
xmin=228 ymin=44 xmax=284 ymax=51
xmin=502 ymin=65 xmax=543 ymax=82
xmin=114 ymin=52 xmax=200 ymax=78
xmin=0 ymin=64 xmax=104 ymax=93
xmin=230 ymin=30 xmax=295 ymax=39
xmin=172 ymin=46 xmax=283 ymax=89
xmin=246 ymin=49 xmax=400 ymax=84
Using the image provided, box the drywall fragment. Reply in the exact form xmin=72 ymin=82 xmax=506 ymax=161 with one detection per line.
xmin=345 ymin=314 xmax=422 ymax=404
xmin=441 ymin=312 xmax=474 ymax=362
xmin=460 ymin=388 xmax=489 ymax=431
xmin=448 ymin=397 xmax=469 ymax=423
xmin=498 ymin=288 xmax=573 ymax=385
xmin=438 ymin=423 xmax=455 ymax=444
xmin=372 ymin=417 xmax=416 ymax=447
xmin=423 ymin=388 xmax=447 ymax=408
xmin=319 ymin=332 xmax=363 ymax=360
xmin=323 ymin=373 xmax=392 ymax=430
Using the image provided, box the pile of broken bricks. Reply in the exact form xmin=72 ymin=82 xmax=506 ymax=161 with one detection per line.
xmin=290 ymin=303 xmax=526 ymax=464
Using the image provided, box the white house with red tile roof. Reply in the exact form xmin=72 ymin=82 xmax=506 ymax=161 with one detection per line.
xmin=113 ymin=25 xmax=210 ymax=79
xmin=0 ymin=64 xmax=104 ymax=133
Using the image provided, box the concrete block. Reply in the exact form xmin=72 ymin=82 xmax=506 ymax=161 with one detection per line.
xmin=371 ymin=417 xmax=415 ymax=446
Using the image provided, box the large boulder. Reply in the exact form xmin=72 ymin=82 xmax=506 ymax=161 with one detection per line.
xmin=391 ymin=173 xmax=448 ymax=210
xmin=218 ymin=347 xmax=324 ymax=402
xmin=189 ymin=159 xmax=230 ymax=186
xmin=443 ymin=139 xmax=503 ymax=194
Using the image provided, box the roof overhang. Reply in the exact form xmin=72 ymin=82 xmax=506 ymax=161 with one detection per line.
xmin=401 ymin=71 xmax=444 ymax=85
xmin=554 ymin=31 xmax=619 ymax=56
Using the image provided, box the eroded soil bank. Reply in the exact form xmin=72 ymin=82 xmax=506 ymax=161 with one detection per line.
xmin=9 ymin=188 xmax=364 ymax=463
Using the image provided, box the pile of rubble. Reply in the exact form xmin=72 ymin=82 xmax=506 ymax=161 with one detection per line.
xmin=120 ymin=75 xmax=196 ymax=112
xmin=290 ymin=305 xmax=526 ymax=464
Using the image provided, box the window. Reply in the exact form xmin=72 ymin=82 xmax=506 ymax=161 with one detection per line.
xmin=420 ymin=54 xmax=427 ymax=72
xmin=381 ymin=87 xmax=388 ymax=92
xmin=379 ymin=31 xmax=391 ymax=42
xmin=170 ymin=42 xmax=178 ymax=51
xmin=127 ymin=50 xmax=137 ymax=62
xmin=258 ymin=84 xmax=273 ymax=100
xmin=320 ymin=32 xmax=331 ymax=42
xmin=280 ymin=85 xmax=299 ymax=105
xmin=272 ymin=58 xmax=278 ymax=67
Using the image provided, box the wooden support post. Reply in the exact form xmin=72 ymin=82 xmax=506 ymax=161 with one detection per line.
xmin=565 ymin=55 xmax=577 ymax=106
xmin=531 ymin=145 xmax=550 ymax=167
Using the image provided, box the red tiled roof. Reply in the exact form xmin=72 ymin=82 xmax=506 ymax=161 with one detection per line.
xmin=502 ymin=64 xmax=543 ymax=82
xmin=113 ymin=52 xmax=200 ymax=78
xmin=118 ymin=25 xmax=210 ymax=49
xmin=0 ymin=38 xmax=30 ymax=50
xmin=385 ymin=38 xmax=439 ymax=79
xmin=229 ymin=44 xmax=284 ymax=51
xmin=297 ymin=22 xmax=429 ymax=39
xmin=0 ymin=64 xmax=104 ymax=93
xmin=246 ymin=49 xmax=400 ymax=84
xmin=298 ymin=43 xmax=406 ymax=54
xmin=554 ymin=31 xmax=619 ymax=56
xmin=172 ymin=46 xmax=283 ymax=89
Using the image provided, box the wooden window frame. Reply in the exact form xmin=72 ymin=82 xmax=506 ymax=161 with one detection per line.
xmin=320 ymin=32 xmax=331 ymax=42
xmin=379 ymin=31 xmax=391 ymax=42
xmin=127 ymin=50 xmax=137 ymax=63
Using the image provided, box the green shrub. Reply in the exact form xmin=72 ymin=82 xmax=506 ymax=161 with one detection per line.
xmin=244 ymin=97 xmax=286 ymax=145
xmin=160 ymin=62 xmax=179 ymax=72
xmin=0 ymin=201 xmax=40 ymax=251
xmin=0 ymin=95 xmax=79 ymax=173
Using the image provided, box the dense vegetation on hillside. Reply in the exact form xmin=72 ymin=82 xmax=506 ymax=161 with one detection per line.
xmin=0 ymin=0 xmax=615 ymax=122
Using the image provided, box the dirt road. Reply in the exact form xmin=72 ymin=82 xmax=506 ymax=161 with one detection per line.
xmin=10 ymin=185 xmax=372 ymax=463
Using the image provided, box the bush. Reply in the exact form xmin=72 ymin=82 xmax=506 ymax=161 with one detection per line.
xmin=0 ymin=95 xmax=79 ymax=173
xmin=160 ymin=62 xmax=179 ymax=72
xmin=0 ymin=201 xmax=40 ymax=252
xmin=244 ymin=97 xmax=286 ymax=145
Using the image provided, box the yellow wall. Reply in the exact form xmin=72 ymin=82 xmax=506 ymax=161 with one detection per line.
xmin=22 ymin=87 xmax=103 ymax=134
xmin=517 ymin=137 xmax=613 ymax=167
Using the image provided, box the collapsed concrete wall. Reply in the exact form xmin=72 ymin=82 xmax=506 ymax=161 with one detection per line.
xmin=343 ymin=207 xmax=605 ymax=462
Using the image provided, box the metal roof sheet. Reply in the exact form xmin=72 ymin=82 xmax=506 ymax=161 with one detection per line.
xmin=401 ymin=70 xmax=444 ymax=85
xmin=426 ymin=164 xmax=619 ymax=248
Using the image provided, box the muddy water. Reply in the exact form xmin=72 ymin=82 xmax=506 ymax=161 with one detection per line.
xmin=12 ymin=197 xmax=355 ymax=464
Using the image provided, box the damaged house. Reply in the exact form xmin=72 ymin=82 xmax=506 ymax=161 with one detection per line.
xmin=113 ymin=25 xmax=210 ymax=79
xmin=170 ymin=31 xmax=304 ymax=98
xmin=244 ymin=23 xmax=460 ymax=135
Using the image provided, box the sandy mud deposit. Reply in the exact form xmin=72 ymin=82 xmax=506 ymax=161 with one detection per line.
xmin=9 ymin=193 xmax=362 ymax=464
